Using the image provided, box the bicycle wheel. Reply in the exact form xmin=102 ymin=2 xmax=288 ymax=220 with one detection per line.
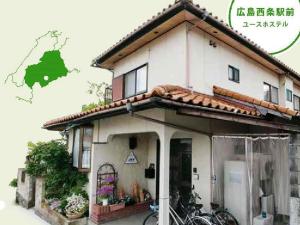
xmin=186 ymin=216 xmax=213 ymax=225
xmin=143 ymin=211 xmax=159 ymax=225
xmin=215 ymin=210 xmax=239 ymax=225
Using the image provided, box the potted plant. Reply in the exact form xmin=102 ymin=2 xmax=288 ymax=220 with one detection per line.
xmin=97 ymin=185 xmax=113 ymax=206
xmin=65 ymin=194 xmax=88 ymax=219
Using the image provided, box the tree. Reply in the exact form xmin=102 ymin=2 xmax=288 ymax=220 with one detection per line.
xmin=81 ymin=81 xmax=110 ymax=112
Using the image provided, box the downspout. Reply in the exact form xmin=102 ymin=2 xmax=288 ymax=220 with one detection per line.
xmin=185 ymin=23 xmax=191 ymax=89
xmin=185 ymin=12 xmax=209 ymax=90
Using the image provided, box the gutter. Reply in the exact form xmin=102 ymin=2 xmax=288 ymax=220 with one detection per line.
xmin=44 ymin=96 xmax=300 ymax=132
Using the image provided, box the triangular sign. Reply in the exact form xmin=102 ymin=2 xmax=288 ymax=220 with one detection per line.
xmin=125 ymin=151 xmax=138 ymax=164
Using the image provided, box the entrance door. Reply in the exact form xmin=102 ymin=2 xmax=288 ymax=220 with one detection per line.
xmin=170 ymin=138 xmax=192 ymax=203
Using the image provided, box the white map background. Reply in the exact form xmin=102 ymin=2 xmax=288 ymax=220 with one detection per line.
xmin=0 ymin=0 xmax=299 ymax=224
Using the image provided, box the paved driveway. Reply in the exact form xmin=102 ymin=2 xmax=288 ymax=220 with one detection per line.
xmin=88 ymin=211 xmax=149 ymax=225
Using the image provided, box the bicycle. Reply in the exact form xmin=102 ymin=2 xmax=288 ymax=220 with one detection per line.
xmin=143 ymin=192 xmax=212 ymax=225
xmin=189 ymin=192 xmax=239 ymax=225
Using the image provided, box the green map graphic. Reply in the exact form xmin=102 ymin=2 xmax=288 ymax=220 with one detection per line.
xmin=24 ymin=50 xmax=68 ymax=88
xmin=4 ymin=30 xmax=79 ymax=103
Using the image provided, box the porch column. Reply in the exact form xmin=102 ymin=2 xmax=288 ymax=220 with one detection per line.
xmin=158 ymin=126 xmax=174 ymax=225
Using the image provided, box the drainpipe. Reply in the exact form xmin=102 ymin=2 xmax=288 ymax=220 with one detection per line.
xmin=185 ymin=11 xmax=209 ymax=90
xmin=185 ymin=24 xmax=191 ymax=90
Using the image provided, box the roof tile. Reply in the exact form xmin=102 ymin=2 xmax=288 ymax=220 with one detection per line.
xmin=213 ymin=85 xmax=299 ymax=117
xmin=44 ymin=85 xmax=261 ymax=128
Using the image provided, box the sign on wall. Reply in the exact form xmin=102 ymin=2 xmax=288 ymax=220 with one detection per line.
xmin=125 ymin=151 xmax=138 ymax=164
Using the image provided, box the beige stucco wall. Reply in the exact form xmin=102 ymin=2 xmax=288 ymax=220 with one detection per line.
xmin=58 ymin=106 xmax=283 ymax=217
xmin=92 ymin=134 xmax=151 ymax=197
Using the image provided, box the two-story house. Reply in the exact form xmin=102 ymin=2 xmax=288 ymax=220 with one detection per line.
xmin=44 ymin=1 xmax=300 ymax=225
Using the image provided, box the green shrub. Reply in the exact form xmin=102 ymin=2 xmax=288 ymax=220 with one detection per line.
xmin=25 ymin=140 xmax=88 ymax=200
xmin=26 ymin=141 xmax=70 ymax=177
xmin=9 ymin=178 xmax=18 ymax=188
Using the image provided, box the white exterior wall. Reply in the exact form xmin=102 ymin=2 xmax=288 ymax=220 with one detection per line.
xmin=113 ymin=23 xmax=187 ymax=91
xmin=112 ymin=22 xmax=300 ymax=110
xmin=188 ymin=25 xmax=280 ymax=100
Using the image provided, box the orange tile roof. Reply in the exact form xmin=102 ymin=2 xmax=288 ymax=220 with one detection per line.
xmin=213 ymin=86 xmax=299 ymax=117
xmin=44 ymin=85 xmax=260 ymax=129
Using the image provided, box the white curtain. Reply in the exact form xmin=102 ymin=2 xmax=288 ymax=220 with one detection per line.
xmin=212 ymin=136 xmax=290 ymax=225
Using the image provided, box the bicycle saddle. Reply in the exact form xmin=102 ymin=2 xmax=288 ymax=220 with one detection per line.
xmin=188 ymin=203 xmax=203 ymax=209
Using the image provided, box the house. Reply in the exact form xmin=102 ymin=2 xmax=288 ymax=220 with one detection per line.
xmin=44 ymin=1 xmax=300 ymax=225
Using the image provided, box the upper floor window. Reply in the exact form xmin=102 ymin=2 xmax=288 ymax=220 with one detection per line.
xmin=263 ymin=82 xmax=279 ymax=104
xmin=228 ymin=65 xmax=240 ymax=83
xmin=124 ymin=64 xmax=148 ymax=98
xmin=286 ymin=89 xmax=293 ymax=102
xmin=294 ymin=95 xmax=300 ymax=111
xmin=73 ymin=126 xmax=93 ymax=172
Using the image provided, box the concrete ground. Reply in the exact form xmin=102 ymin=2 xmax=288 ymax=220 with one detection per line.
xmin=88 ymin=211 xmax=149 ymax=225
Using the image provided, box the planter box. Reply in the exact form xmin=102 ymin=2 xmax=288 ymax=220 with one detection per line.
xmin=109 ymin=203 xmax=125 ymax=212
xmin=34 ymin=178 xmax=87 ymax=225
xmin=35 ymin=202 xmax=87 ymax=225
xmin=92 ymin=204 xmax=110 ymax=216
xmin=91 ymin=201 xmax=151 ymax=224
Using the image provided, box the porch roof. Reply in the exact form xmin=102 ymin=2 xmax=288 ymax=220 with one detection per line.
xmin=43 ymin=85 xmax=299 ymax=131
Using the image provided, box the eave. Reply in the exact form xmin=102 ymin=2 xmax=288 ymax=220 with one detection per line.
xmin=92 ymin=0 xmax=300 ymax=83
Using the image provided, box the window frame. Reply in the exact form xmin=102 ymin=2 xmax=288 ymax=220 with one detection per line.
xmin=293 ymin=94 xmax=300 ymax=111
xmin=72 ymin=125 xmax=93 ymax=172
xmin=228 ymin=65 xmax=240 ymax=83
xmin=124 ymin=64 xmax=148 ymax=98
xmin=286 ymin=89 xmax=293 ymax=102
xmin=263 ymin=82 xmax=279 ymax=104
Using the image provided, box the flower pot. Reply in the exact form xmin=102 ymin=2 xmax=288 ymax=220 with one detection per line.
xmin=102 ymin=198 xmax=108 ymax=206
xmin=109 ymin=202 xmax=125 ymax=212
xmin=66 ymin=211 xmax=85 ymax=219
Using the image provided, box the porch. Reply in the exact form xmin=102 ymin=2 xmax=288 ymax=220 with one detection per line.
xmin=87 ymin=108 xmax=297 ymax=225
